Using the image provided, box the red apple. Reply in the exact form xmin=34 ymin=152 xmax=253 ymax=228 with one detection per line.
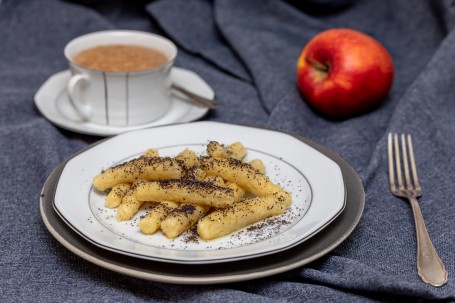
xmin=297 ymin=28 xmax=394 ymax=118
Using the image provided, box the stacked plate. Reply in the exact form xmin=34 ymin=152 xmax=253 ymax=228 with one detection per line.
xmin=40 ymin=122 xmax=364 ymax=284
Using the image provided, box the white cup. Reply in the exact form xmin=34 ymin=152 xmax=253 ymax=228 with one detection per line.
xmin=64 ymin=30 xmax=177 ymax=126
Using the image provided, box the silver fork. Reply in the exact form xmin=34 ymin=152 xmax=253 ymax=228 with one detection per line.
xmin=387 ymin=133 xmax=448 ymax=287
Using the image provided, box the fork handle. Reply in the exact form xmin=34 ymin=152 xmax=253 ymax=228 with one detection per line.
xmin=409 ymin=197 xmax=448 ymax=287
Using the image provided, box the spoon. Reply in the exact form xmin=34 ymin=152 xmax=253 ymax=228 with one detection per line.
xmin=171 ymin=84 xmax=218 ymax=109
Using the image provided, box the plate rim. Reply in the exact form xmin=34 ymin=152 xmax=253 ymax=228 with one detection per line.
xmin=40 ymin=123 xmax=364 ymax=284
xmin=34 ymin=67 xmax=210 ymax=136
xmin=52 ymin=122 xmax=346 ymax=263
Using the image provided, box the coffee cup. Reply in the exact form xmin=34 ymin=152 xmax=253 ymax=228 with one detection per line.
xmin=64 ymin=30 xmax=177 ymax=126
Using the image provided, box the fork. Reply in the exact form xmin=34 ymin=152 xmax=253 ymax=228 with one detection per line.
xmin=387 ymin=133 xmax=448 ymax=287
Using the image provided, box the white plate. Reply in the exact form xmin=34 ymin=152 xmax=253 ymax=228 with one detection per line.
xmin=34 ymin=68 xmax=211 ymax=136
xmin=53 ymin=122 xmax=345 ymax=264
xmin=42 ymin=132 xmax=364 ymax=283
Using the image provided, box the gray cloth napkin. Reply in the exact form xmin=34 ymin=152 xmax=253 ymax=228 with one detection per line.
xmin=0 ymin=0 xmax=454 ymax=302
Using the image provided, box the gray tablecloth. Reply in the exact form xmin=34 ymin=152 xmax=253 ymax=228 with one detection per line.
xmin=1 ymin=0 xmax=454 ymax=302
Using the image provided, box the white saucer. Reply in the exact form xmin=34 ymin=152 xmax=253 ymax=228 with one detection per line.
xmin=34 ymin=67 xmax=212 ymax=136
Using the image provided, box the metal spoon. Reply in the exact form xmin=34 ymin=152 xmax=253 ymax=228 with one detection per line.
xmin=171 ymin=84 xmax=218 ymax=109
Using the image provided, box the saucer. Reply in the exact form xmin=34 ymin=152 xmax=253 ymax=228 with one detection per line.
xmin=34 ymin=67 xmax=212 ymax=136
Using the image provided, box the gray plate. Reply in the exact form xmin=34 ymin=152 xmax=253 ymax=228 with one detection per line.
xmin=39 ymin=134 xmax=364 ymax=285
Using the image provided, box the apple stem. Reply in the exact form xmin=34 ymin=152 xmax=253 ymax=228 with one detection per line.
xmin=305 ymin=57 xmax=329 ymax=72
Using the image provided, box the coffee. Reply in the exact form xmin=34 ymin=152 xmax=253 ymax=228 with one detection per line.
xmin=74 ymin=44 xmax=168 ymax=72
xmin=65 ymin=31 xmax=177 ymax=125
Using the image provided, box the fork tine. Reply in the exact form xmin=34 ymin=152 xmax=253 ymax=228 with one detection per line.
xmin=387 ymin=133 xmax=396 ymax=191
xmin=393 ymin=134 xmax=405 ymax=190
xmin=401 ymin=134 xmax=412 ymax=190
xmin=407 ymin=134 xmax=422 ymax=192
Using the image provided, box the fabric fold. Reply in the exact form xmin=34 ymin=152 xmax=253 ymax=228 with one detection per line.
xmin=146 ymin=0 xmax=251 ymax=82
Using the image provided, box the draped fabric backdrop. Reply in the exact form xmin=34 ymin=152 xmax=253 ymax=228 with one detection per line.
xmin=0 ymin=0 xmax=454 ymax=302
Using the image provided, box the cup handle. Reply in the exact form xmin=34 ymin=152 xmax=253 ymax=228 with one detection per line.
xmin=67 ymin=74 xmax=91 ymax=120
